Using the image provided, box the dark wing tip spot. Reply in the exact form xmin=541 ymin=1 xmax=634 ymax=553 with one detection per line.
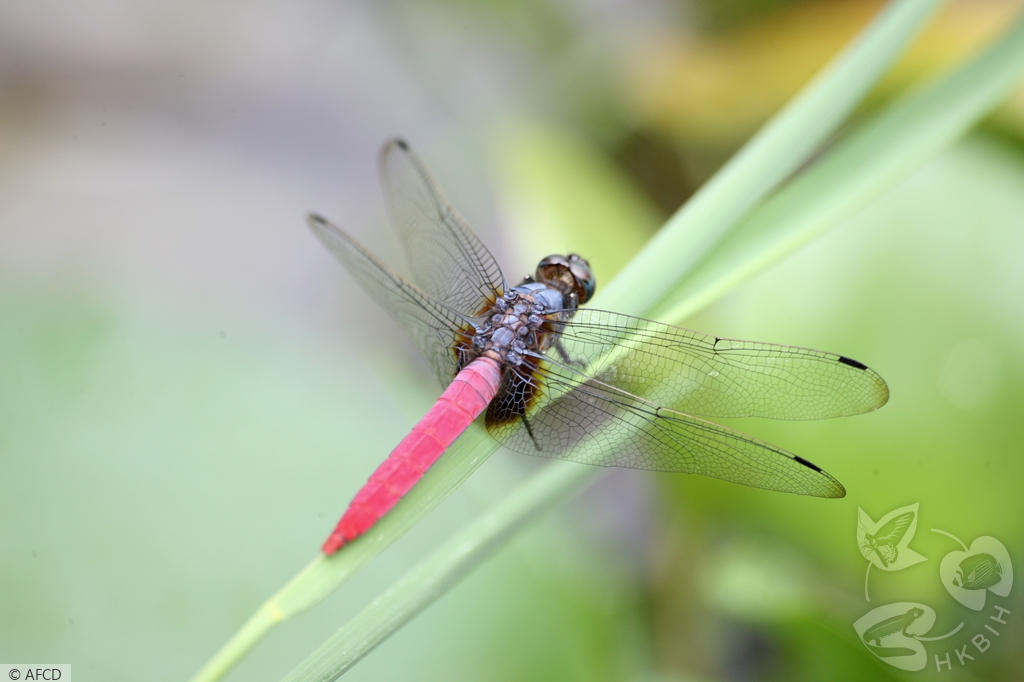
xmin=308 ymin=213 xmax=326 ymax=226
xmin=793 ymin=454 xmax=823 ymax=473
xmin=793 ymin=455 xmax=846 ymax=498
xmin=837 ymin=355 xmax=869 ymax=371
xmin=393 ymin=137 xmax=410 ymax=150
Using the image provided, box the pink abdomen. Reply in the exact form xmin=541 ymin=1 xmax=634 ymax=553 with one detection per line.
xmin=322 ymin=355 xmax=502 ymax=554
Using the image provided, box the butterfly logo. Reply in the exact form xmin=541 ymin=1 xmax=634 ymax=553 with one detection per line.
xmin=858 ymin=503 xmax=926 ymax=572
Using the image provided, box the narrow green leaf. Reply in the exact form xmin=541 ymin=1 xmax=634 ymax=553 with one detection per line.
xmin=596 ymin=0 xmax=949 ymax=315
xmin=654 ymin=8 xmax=1024 ymax=325
xmin=191 ymin=428 xmax=497 ymax=682
xmin=283 ymin=462 xmax=591 ymax=682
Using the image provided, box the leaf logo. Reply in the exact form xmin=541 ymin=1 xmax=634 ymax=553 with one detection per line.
xmin=858 ymin=503 xmax=926 ymax=572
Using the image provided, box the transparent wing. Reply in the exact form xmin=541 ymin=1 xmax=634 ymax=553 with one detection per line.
xmin=308 ymin=214 xmax=468 ymax=387
xmin=486 ymin=358 xmax=845 ymax=498
xmin=546 ymin=309 xmax=889 ymax=420
xmin=379 ymin=138 xmax=507 ymax=317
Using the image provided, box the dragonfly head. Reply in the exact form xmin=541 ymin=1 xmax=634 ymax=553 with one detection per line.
xmin=535 ymin=253 xmax=595 ymax=306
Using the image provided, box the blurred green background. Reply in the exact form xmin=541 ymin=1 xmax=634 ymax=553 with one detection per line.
xmin=2 ymin=1 xmax=1023 ymax=680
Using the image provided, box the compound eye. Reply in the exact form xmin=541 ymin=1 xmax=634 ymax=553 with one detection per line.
xmin=568 ymin=256 xmax=595 ymax=304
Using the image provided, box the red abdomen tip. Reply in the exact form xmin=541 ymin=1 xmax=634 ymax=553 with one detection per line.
xmin=322 ymin=533 xmax=346 ymax=555
xmin=320 ymin=356 xmax=502 ymax=556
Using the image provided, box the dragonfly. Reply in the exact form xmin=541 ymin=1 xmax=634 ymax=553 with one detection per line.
xmin=309 ymin=138 xmax=889 ymax=554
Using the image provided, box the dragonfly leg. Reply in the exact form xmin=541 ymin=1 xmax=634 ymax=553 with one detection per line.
xmin=554 ymin=340 xmax=583 ymax=367
xmin=520 ymin=414 xmax=541 ymax=450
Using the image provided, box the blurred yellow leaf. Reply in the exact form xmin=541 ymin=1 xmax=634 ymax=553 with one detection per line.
xmin=624 ymin=0 xmax=1024 ymax=143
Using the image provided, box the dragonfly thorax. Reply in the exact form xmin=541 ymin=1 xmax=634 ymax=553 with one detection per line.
xmin=469 ymin=286 xmax=565 ymax=368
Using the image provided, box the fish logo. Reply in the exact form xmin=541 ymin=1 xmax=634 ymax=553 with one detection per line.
xmin=954 ymin=553 xmax=1003 ymax=590
xmin=939 ymin=536 xmax=1013 ymax=611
